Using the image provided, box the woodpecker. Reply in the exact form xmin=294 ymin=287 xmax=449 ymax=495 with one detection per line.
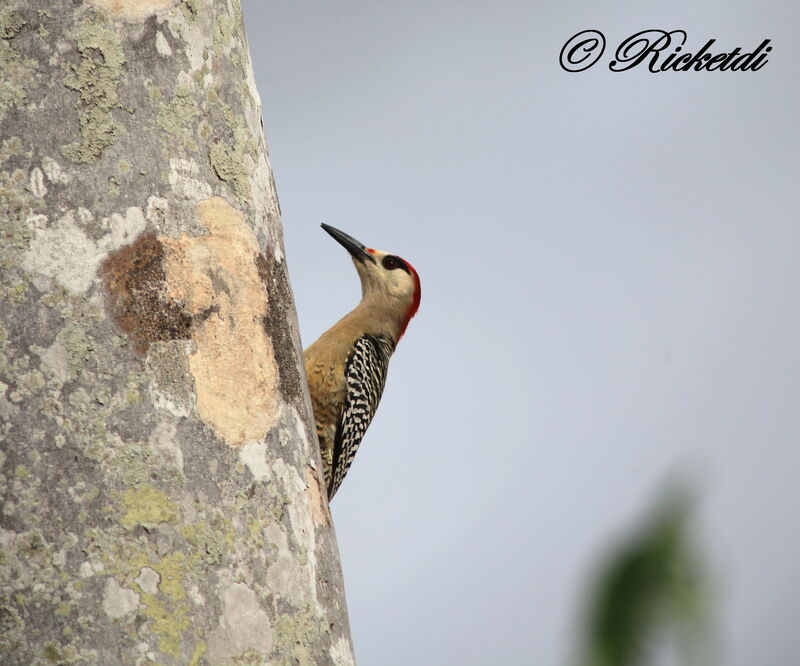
xmin=304 ymin=224 xmax=421 ymax=500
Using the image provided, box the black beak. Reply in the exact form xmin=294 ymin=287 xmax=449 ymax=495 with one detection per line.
xmin=321 ymin=224 xmax=377 ymax=264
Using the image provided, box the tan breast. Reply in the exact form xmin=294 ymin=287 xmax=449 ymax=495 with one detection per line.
xmin=303 ymin=301 xmax=402 ymax=486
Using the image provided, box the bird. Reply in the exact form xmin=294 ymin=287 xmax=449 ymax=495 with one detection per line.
xmin=304 ymin=223 xmax=421 ymax=500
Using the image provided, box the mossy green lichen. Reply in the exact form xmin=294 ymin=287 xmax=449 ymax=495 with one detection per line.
xmin=0 ymin=9 xmax=25 ymax=39
xmin=106 ymin=174 xmax=120 ymax=197
xmin=180 ymin=515 xmax=234 ymax=565
xmin=154 ymin=552 xmax=187 ymax=602
xmin=225 ymin=649 xmax=266 ymax=665
xmin=212 ymin=13 xmax=235 ymax=58
xmin=207 ymin=101 xmax=256 ymax=204
xmin=42 ymin=644 xmax=59 ymax=661
xmin=130 ymin=550 xmax=188 ymax=602
xmin=120 ymin=484 xmax=178 ymax=530
xmin=1 ymin=2 xmax=351 ymax=661
xmin=189 ymin=640 xmax=207 ymax=666
xmin=273 ymin=606 xmax=322 ymax=666
xmin=111 ymin=541 xmax=197 ymax=659
xmin=0 ymin=168 xmax=39 ymax=255
xmin=59 ymin=320 xmax=91 ymax=378
xmin=0 ymin=10 xmax=36 ymax=125
xmin=217 ymin=0 xmax=246 ymax=71
xmin=192 ymin=63 xmax=209 ymax=88
xmin=4 ymin=282 xmax=26 ymax=303
xmin=42 ymin=642 xmax=83 ymax=663
xmin=67 ymin=387 xmax=91 ymax=411
xmin=247 ymin=518 xmax=264 ymax=548
xmin=221 ymin=99 xmax=258 ymax=160
xmin=61 ymin=19 xmax=126 ymax=163
xmin=124 ymin=387 xmax=139 ymax=405
xmin=156 ymin=84 xmax=199 ymax=150
xmin=139 ymin=592 xmax=189 ymax=658
xmin=180 ymin=0 xmax=200 ymax=22
xmin=0 ymin=136 xmax=22 ymax=166
xmin=117 ymin=444 xmax=153 ymax=487
xmin=34 ymin=11 xmax=50 ymax=40
xmin=20 ymin=368 xmax=44 ymax=393
xmin=209 ymin=140 xmax=250 ymax=204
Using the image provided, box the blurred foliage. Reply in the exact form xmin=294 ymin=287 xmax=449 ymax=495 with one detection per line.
xmin=577 ymin=486 xmax=710 ymax=666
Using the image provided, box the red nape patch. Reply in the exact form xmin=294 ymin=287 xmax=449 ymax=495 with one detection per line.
xmin=398 ymin=260 xmax=421 ymax=342
xmin=366 ymin=248 xmax=375 ymax=253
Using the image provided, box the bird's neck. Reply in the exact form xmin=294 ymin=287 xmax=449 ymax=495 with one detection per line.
xmin=344 ymin=294 xmax=409 ymax=345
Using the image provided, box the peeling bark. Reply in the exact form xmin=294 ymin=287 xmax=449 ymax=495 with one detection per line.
xmin=0 ymin=2 xmax=355 ymax=664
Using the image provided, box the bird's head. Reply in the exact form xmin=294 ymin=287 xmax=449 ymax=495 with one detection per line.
xmin=321 ymin=223 xmax=421 ymax=340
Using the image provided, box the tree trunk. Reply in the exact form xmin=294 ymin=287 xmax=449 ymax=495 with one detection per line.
xmin=0 ymin=2 xmax=355 ymax=664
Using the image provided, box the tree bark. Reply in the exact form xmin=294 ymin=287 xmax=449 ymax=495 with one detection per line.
xmin=0 ymin=2 xmax=355 ymax=664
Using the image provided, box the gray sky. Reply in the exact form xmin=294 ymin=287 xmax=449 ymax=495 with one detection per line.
xmin=243 ymin=1 xmax=800 ymax=664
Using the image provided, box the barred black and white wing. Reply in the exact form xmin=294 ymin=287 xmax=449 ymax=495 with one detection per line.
xmin=328 ymin=334 xmax=394 ymax=498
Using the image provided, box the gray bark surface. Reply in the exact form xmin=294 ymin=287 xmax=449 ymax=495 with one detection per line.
xmin=0 ymin=1 xmax=355 ymax=664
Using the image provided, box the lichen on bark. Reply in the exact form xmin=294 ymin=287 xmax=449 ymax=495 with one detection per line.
xmin=0 ymin=1 xmax=354 ymax=664
xmin=61 ymin=18 xmax=127 ymax=164
xmin=0 ymin=9 xmax=35 ymax=124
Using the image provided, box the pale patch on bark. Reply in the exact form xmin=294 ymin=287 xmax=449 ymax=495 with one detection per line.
xmin=101 ymin=206 xmax=148 ymax=249
xmin=88 ymin=0 xmax=179 ymax=23
xmin=29 ymin=167 xmax=46 ymax=198
xmin=135 ymin=567 xmax=160 ymax=595
xmin=264 ymin=521 xmax=310 ymax=607
xmin=155 ymin=30 xmax=173 ymax=57
xmin=267 ymin=458 xmax=323 ymax=610
xmin=79 ymin=560 xmax=105 ymax=578
xmin=148 ymin=421 xmax=184 ymax=475
xmin=102 ymin=578 xmax=140 ymax=619
xmin=42 ymin=156 xmax=70 ymax=185
xmin=23 ymin=212 xmax=102 ymax=294
xmin=206 ymin=582 xmax=273 ymax=665
xmin=23 ymin=206 xmax=147 ymax=295
xmin=146 ymin=195 xmax=169 ymax=225
xmin=161 ymin=196 xmax=278 ymax=448
xmin=149 ymin=384 xmax=192 ymax=418
xmin=2 ymin=0 xmax=353 ymax=659
xmin=168 ymin=157 xmax=212 ymax=200
xmin=239 ymin=440 xmax=269 ymax=482
xmin=330 ymin=636 xmax=357 ymax=666
xmin=38 ymin=340 xmax=69 ymax=385
xmin=305 ymin=466 xmax=331 ymax=528
xmin=163 ymin=5 xmax=207 ymax=72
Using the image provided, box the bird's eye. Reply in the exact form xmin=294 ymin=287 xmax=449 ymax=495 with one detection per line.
xmin=382 ymin=256 xmax=400 ymax=270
